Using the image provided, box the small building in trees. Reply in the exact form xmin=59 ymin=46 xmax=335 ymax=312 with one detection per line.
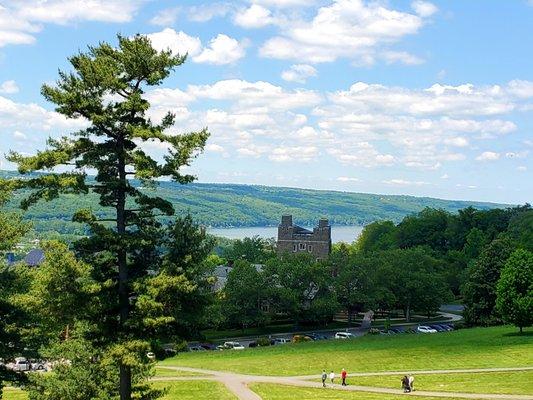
xmin=277 ymin=215 xmax=331 ymax=260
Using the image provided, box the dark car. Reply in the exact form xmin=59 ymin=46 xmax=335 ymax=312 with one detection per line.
xmin=307 ymin=333 xmax=328 ymax=341
xmin=248 ymin=341 xmax=258 ymax=348
xmin=389 ymin=328 xmax=404 ymax=334
xmin=200 ymin=343 xmax=218 ymax=351
xmin=429 ymin=324 xmax=447 ymax=332
xmin=188 ymin=343 xmax=206 ymax=351
xmin=439 ymin=324 xmax=454 ymax=331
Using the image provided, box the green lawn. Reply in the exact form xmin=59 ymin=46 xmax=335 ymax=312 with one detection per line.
xmin=160 ymin=326 xmax=533 ymax=376
xmin=354 ymin=370 xmax=533 ymax=395
xmin=2 ymin=388 xmax=28 ymax=400
xmin=154 ymin=367 xmax=206 ymax=378
xmin=152 ymin=381 xmax=236 ymax=400
xmin=251 ymin=384 xmax=464 ymax=400
xmin=2 ymin=381 xmax=235 ymax=400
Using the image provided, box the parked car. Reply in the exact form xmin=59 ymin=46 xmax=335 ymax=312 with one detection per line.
xmin=335 ymin=332 xmax=355 ymax=339
xmin=200 ymin=343 xmax=218 ymax=351
xmin=273 ymin=338 xmax=291 ymax=345
xmin=220 ymin=341 xmax=245 ymax=350
xmin=429 ymin=324 xmax=447 ymax=332
xmin=29 ymin=359 xmax=47 ymax=371
xmin=307 ymin=333 xmax=328 ymax=341
xmin=187 ymin=344 xmax=206 ymax=352
xmin=292 ymin=335 xmax=312 ymax=343
xmin=389 ymin=328 xmax=404 ymax=334
xmin=248 ymin=341 xmax=258 ymax=348
xmin=146 ymin=352 xmax=156 ymax=360
xmin=8 ymin=357 xmax=31 ymax=372
xmin=417 ymin=325 xmax=438 ymax=334
xmin=438 ymin=324 xmax=454 ymax=331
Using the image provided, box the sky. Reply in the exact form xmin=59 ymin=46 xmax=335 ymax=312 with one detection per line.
xmin=0 ymin=0 xmax=532 ymax=204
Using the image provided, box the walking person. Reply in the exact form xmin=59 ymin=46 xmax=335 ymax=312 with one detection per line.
xmin=341 ymin=368 xmax=347 ymax=386
xmin=322 ymin=370 xmax=328 ymax=387
xmin=408 ymin=374 xmax=415 ymax=392
xmin=401 ymin=375 xmax=410 ymax=392
xmin=329 ymin=370 xmax=335 ymax=384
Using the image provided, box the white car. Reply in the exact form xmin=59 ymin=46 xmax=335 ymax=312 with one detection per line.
xmin=222 ymin=341 xmax=245 ymax=350
xmin=273 ymin=338 xmax=291 ymax=345
xmin=7 ymin=357 xmax=31 ymax=372
xmin=335 ymin=332 xmax=355 ymax=339
xmin=417 ymin=325 xmax=438 ymax=334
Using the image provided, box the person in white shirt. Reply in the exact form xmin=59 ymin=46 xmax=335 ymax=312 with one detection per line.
xmin=329 ymin=371 xmax=335 ymax=384
xmin=408 ymin=375 xmax=415 ymax=391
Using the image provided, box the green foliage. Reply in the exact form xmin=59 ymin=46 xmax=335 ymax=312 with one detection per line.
xmin=13 ymin=241 xmax=98 ymax=344
xmin=496 ymin=249 xmax=533 ymax=333
xmin=355 ymin=220 xmax=397 ymax=253
xmin=462 ymin=238 xmax=514 ymax=326
xmin=263 ymin=254 xmax=339 ymax=326
xmin=222 ymin=235 xmax=275 ymax=263
xmin=507 ymin=209 xmax=533 ymax=251
xmin=222 ymin=260 xmax=268 ymax=330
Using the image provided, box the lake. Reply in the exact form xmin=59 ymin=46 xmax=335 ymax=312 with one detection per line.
xmin=208 ymin=225 xmax=364 ymax=244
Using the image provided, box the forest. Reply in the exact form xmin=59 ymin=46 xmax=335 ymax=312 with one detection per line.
xmin=0 ymin=170 xmax=508 ymax=238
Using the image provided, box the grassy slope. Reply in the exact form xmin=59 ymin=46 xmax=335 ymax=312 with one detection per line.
xmin=355 ymin=371 xmax=533 ymax=395
xmin=2 ymin=381 xmax=236 ymax=400
xmin=160 ymin=326 xmax=533 ymax=376
xmin=251 ymin=384 xmax=465 ymax=400
xmin=0 ymin=170 xmax=508 ymax=233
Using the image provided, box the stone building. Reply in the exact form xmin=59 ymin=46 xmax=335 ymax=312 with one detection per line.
xmin=277 ymin=215 xmax=331 ymax=260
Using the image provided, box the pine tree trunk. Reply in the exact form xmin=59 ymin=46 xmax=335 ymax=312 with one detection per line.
xmin=117 ymin=135 xmax=132 ymax=400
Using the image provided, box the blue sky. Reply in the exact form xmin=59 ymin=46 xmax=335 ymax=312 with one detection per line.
xmin=0 ymin=0 xmax=532 ymax=204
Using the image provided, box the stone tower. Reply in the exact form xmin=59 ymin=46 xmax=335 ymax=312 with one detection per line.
xmin=277 ymin=215 xmax=331 ymax=260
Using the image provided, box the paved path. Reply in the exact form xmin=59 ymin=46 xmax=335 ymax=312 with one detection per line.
xmin=154 ymin=366 xmax=533 ymax=400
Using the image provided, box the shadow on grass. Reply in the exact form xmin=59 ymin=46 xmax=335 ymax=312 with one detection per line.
xmin=502 ymin=330 xmax=532 ymax=337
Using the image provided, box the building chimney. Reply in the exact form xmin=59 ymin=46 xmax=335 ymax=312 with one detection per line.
xmin=318 ymin=218 xmax=329 ymax=228
xmin=281 ymin=215 xmax=293 ymax=226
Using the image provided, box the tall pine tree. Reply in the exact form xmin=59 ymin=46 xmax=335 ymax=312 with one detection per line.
xmin=2 ymin=35 xmax=208 ymax=399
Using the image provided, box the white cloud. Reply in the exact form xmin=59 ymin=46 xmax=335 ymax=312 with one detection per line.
xmin=187 ymin=2 xmax=233 ymax=22
xmin=0 ymin=95 xmax=87 ymax=143
xmin=13 ymin=130 xmax=26 ymax=140
xmin=193 ymin=34 xmax=247 ymax=65
xmin=0 ymin=80 xmax=19 ymax=94
xmin=206 ymin=143 xmax=225 ymax=153
xmin=0 ymin=0 xmax=141 ymax=47
xmin=337 ymin=176 xmax=360 ymax=182
xmin=150 ymin=7 xmax=181 ymax=26
xmin=251 ymin=0 xmax=315 ymax=7
xmin=440 ymin=174 xmax=449 ymax=179
xmin=475 ymin=151 xmax=500 ymax=161
xmin=234 ymin=4 xmax=275 ymax=28
xmin=145 ymin=28 xmax=203 ymax=57
xmin=381 ymin=51 xmax=424 ymax=65
xmin=517 ymin=166 xmax=527 ymax=171
xmin=505 ymin=151 xmax=528 ymax=158
xmin=269 ymin=145 xmax=318 ymax=162
xmin=411 ymin=1 xmax=438 ymax=17
xmin=259 ymin=0 xmax=428 ymax=64
xmin=281 ymin=64 xmax=318 ymax=83
xmin=382 ymin=179 xmax=430 ymax=186
xmin=444 ymin=136 xmax=469 ymax=147
xmin=142 ymin=78 xmax=531 ymax=170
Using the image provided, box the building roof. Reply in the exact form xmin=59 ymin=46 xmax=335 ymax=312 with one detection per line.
xmin=24 ymin=249 xmax=45 ymax=267
xmin=293 ymin=225 xmax=313 ymax=235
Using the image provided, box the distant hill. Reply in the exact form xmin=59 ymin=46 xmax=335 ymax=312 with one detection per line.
xmin=0 ymin=170 xmax=510 ymax=236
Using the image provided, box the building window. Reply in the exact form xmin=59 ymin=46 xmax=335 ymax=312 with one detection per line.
xmin=299 ymin=243 xmax=306 ymax=250
xmin=293 ymin=244 xmax=297 ymax=252
xmin=308 ymin=245 xmax=313 ymax=252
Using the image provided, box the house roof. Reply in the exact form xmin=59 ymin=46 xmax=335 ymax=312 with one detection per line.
xmin=25 ymin=249 xmax=45 ymax=267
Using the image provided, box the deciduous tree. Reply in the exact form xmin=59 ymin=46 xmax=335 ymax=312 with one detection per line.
xmin=496 ymin=249 xmax=533 ymax=333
